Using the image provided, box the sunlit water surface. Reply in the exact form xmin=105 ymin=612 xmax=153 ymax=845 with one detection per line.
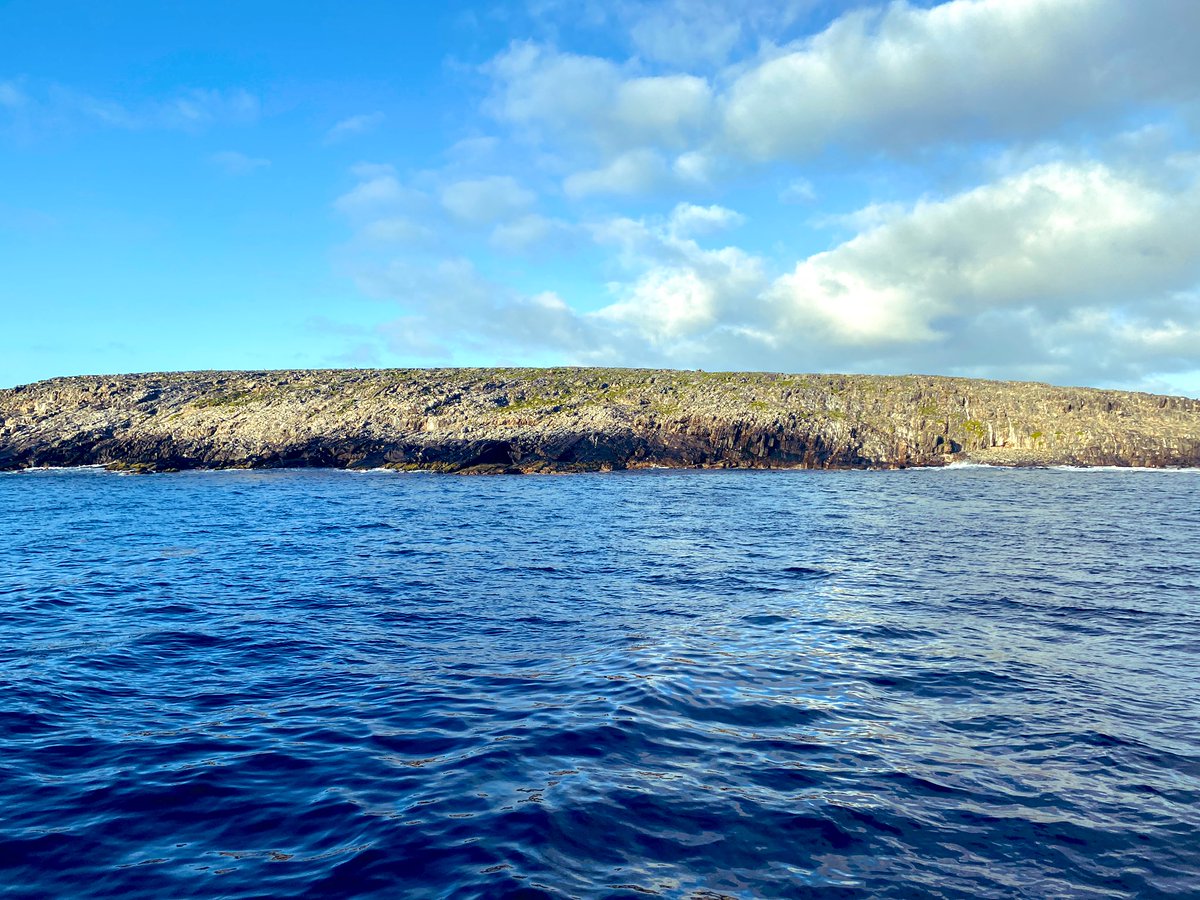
xmin=1 ymin=467 xmax=1198 ymax=898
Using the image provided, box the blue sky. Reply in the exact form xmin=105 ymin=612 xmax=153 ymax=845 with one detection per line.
xmin=2 ymin=0 xmax=1199 ymax=395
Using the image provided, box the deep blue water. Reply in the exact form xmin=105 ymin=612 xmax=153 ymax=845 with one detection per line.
xmin=1 ymin=467 xmax=1198 ymax=899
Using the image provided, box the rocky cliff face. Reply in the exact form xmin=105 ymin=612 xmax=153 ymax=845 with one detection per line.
xmin=1 ymin=368 xmax=1198 ymax=472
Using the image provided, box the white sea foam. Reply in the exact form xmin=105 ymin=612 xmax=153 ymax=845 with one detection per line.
xmin=910 ymin=460 xmax=998 ymax=471
xmin=1048 ymin=465 xmax=1199 ymax=473
xmin=13 ymin=464 xmax=108 ymax=474
xmin=918 ymin=460 xmax=1199 ymax=473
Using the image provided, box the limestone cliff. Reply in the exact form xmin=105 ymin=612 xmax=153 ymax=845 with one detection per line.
xmin=1 ymin=368 xmax=1197 ymax=472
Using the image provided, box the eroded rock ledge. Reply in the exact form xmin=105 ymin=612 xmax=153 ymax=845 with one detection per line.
xmin=1 ymin=368 xmax=1197 ymax=473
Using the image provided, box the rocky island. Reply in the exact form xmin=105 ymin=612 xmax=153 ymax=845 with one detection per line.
xmin=1 ymin=368 xmax=1198 ymax=473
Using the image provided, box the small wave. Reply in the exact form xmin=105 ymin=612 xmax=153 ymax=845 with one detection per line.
xmin=920 ymin=460 xmax=1199 ymax=473
xmin=740 ymin=613 xmax=790 ymax=626
xmin=12 ymin=464 xmax=108 ymax=474
xmin=923 ymin=461 xmax=997 ymax=470
xmin=2 ymin=466 xmax=1197 ymax=898
xmin=1048 ymin=464 xmax=1200 ymax=472
xmin=781 ymin=565 xmax=832 ymax=579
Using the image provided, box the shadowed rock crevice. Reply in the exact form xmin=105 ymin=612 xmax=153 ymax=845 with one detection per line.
xmin=1 ymin=367 xmax=1197 ymax=472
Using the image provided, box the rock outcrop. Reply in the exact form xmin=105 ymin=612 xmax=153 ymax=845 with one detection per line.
xmin=1 ymin=368 xmax=1198 ymax=472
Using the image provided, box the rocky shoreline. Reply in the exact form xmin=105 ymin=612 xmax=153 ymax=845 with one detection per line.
xmin=1 ymin=368 xmax=1198 ymax=473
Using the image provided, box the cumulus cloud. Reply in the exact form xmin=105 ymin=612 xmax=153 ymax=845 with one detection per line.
xmin=578 ymin=207 xmax=773 ymax=361
xmin=671 ymin=150 xmax=718 ymax=184
xmin=770 ymin=162 xmax=1200 ymax=346
xmin=345 ymin=160 xmax=1200 ymax=388
xmin=325 ymin=112 xmax=384 ymax=144
xmin=326 ymin=1 xmax=1200 ymax=392
xmin=761 ymin=161 xmax=1200 ymax=384
xmin=667 ymin=202 xmax=745 ymax=237
xmin=357 ymin=258 xmax=599 ymax=360
xmin=360 ymin=217 xmax=434 ymax=244
xmin=612 ymin=75 xmax=711 ymax=146
xmin=333 ymin=163 xmax=556 ymax=261
xmin=338 ymin=198 xmax=769 ymax=365
xmin=485 ymin=42 xmax=614 ymax=134
xmin=441 ymin=175 xmax=536 ymax=225
xmin=564 ymin=149 xmax=669 ymax=197
xmin=597 ymin=243 xmax=769 ymax=351
xmin=446 ymin=135 xmax=500 ymax=163
xmin=780 ymin=178 xmax=816 ymax=204
xmin=626 ymin=0 xmax=745 ymax=67
xmin=486 ymin=42 xmax=712 ymax=152
xmin=489 ymin=213 xmax=575 ymax=253
xmin=331 ymin=165 xmax=441 ymax=251
xmin=527 ymin=0 xmax=828 ymax=67
xmin=483 ymin=0 xmax=1200 ymax=185
xmin=209 ymin=150 xmax=270 ymax=175
xmin=334 ymin=166 xmax=425 ymax=218
xmin=722 ymin=0 xmax=1200 ymax=160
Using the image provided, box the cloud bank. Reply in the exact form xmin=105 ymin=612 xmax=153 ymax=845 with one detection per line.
xmin=328 ymin=0 xmax=1200 ymax=394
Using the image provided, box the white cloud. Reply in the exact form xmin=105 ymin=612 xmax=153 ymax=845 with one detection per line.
xmin=334 ymin=167 xmax=543 ymax=252
xmin=723 ymin=0 xmax=1200 ymax=161
xmin=345 ymin=160 xmax=1200 ymax=388
xmin=583 ymin=207 xmax=770 ymax=352
xmin=612 ymin=75 xmax=711 ymax=147
xmin=527 ymin=0 xmax=826 ymax=68
xmin=325 ymin=112 xmax=384 ymax=144
xmin=771 ymin=161 xmax=1200 ymax=345
xmin=483 ymin=0 xmax=1200 ymax=189
xmin=667 ymin=202 xmax=745 ymax=237
xmin=489 ymin=213 xmax=574 ymax=253
xmin=446 ymin=135 xmax=500 ymax=163
xmin=440 ymin=175 xmax=535 ymax=225
xmin=564 ymin=149 xmax=668 ymax=198
xmin=486 ymin=42 xmax=619 ymax=137
xmin=627 ymin=1 xmax=744 ymax=67
xmin=596 ymin=244 xmax=768 ymax=348
xmin=333 ymin=166 xmax=436 ymax=248
xmin=334 ymin=169 xmax=424 ymax=217
xmin=486 ymin=43 xmax=712 ymax=151
xmin=358 ymin=258 xmax=598 ymax=360
xmin=326 ymin=1 xmax=1200 ymax=391
xmin=361 ymin=217 xmax=434 ymax=244
xmin=209 ymin=150 xmax=270 ymax=175
xmin=780 ymin=178 xmax=816 ymax=204
xmin=602 ymin=268 xmax=721 ymax=340
xmin=672 ymin=150 xmax=716 ymax=184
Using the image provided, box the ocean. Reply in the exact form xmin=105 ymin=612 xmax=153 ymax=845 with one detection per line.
xmin=1 ymin=467 xmax=1198 ymax=898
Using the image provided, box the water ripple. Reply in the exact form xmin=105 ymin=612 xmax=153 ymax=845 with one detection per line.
xmin=1 ymin=467 xmax=1198 ymax=897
